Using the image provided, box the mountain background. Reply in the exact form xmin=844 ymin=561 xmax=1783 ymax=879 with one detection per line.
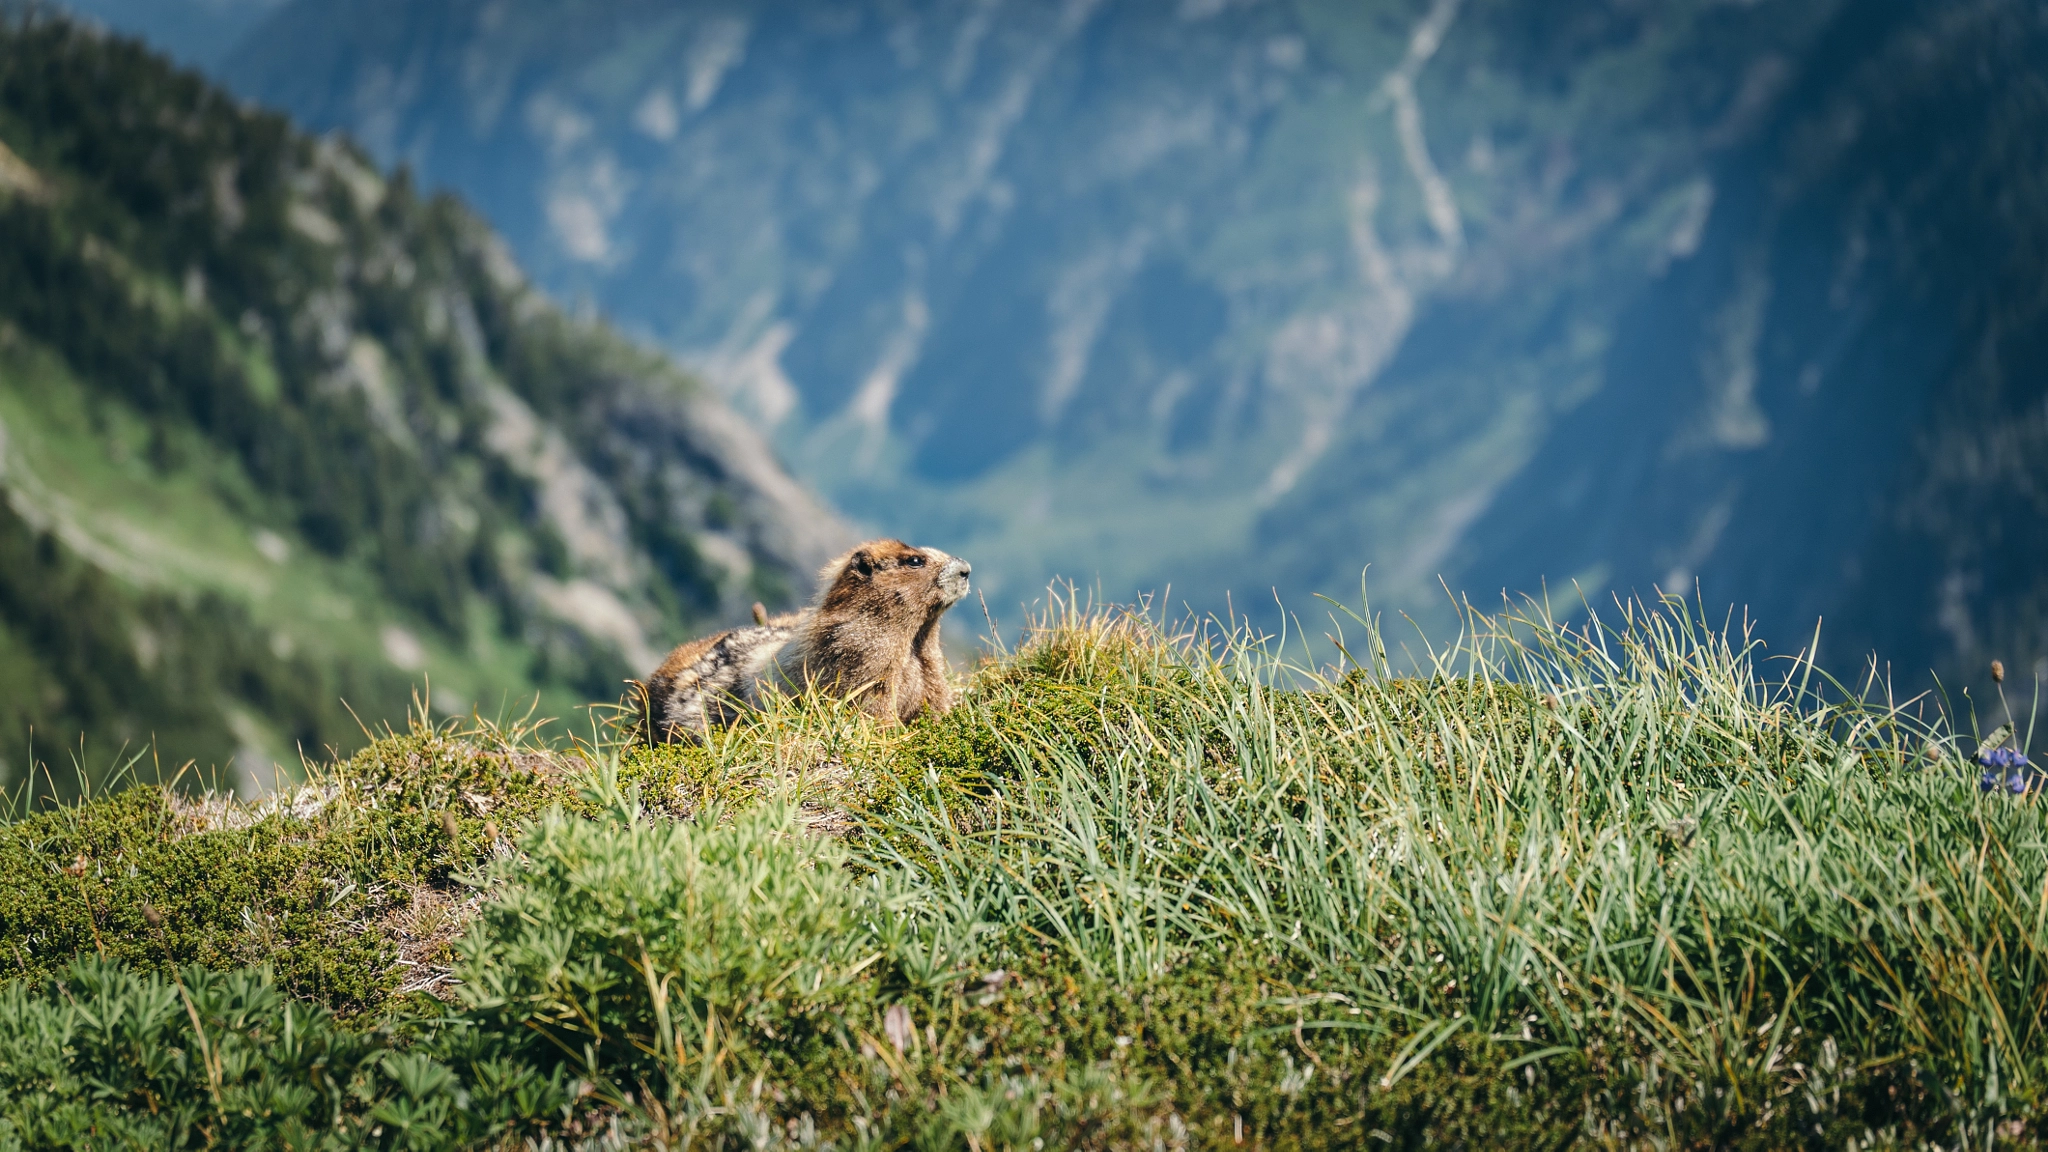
xmin=172 ymin=0 xmax=2042 ymax=696
xmin=32 ymin=0 xmax=2048 ymax=726
xmin=0 ymin=11 xmax=843 ymax=793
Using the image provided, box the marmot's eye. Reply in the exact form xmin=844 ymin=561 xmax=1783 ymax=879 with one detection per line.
xmin=904 ymin=555 xmax=926 ymax=568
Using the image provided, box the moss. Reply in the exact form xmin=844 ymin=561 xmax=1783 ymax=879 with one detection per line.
xmin=613 ymin=738 xmax=730 ymax=815
xmin=0 ymin=724 xmax=580 ymax=1017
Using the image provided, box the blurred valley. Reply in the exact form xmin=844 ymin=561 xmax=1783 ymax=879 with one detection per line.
xmin=0 ymin=14 xmax=843 ymax=791
xmin=197 ymin=0 xmax=2048 ymax=694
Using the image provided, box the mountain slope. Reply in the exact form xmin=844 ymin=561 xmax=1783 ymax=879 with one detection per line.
xmin=220 ymin=0 xmax=2045 ymax=687
xmin=1306 ymin=0 xmax=2048 ymax=687
xmin=0 ymin=13 xmax=845 ymax=792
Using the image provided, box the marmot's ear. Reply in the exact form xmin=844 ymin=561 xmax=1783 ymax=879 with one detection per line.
xmin=848 ymin=548 xmax=876 ymax=579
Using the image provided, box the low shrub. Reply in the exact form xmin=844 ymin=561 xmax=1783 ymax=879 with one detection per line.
xmin=0 ymin=956 xmax=572 ymax=1150
xmin=454 ymin=787 xmax=883 ymax=1110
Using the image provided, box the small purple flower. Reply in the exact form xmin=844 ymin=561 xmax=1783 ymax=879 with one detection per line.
xmin=1977 ymin=746 xmax=2035 ymax=794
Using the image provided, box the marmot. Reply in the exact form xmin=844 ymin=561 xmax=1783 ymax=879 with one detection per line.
xmin=642 ymin=539 xmax=972 ymax=743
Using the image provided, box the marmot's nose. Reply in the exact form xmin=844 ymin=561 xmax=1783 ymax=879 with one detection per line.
xmin=958 ymin=561 xmax=972 ymax=578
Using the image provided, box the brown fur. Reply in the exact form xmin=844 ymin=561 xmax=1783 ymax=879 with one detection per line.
xmin=642 ymin=539 xmax=971 ymax=743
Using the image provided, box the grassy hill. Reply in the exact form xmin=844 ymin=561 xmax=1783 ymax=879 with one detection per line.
xmin=0 ymin=13 xmax=844 ymax=795
xmin=1 ymin=594 xmax=2041 ymax=1148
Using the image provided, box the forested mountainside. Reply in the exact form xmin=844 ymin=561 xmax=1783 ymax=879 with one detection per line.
xmin=0 ymin=14 xmax=844 ymax=792
xmin=217 ymin=0 xmax=2047 ymax=691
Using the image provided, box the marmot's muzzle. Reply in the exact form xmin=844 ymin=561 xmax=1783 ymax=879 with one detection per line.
xmin=937 ymin=554 xmax=972 ymax=605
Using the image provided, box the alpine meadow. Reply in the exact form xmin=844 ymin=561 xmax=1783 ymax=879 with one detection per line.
xmin=6 ymin=585 xmax=2046 ymax=1148
xmin=4 ymin=3 xmax=2048 ymax=1150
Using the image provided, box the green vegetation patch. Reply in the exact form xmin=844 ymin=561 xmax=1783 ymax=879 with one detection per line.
xmin=2 ymin=596 xmax=2045 ymax=1148
xmin=0 ymin=723 xmax=578 ymax=1016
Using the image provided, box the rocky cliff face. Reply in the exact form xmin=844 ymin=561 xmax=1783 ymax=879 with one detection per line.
xmin=217 ymin=0 xmax=2044 ymax=687
xmin=1440 ymin=0 xmax=2048 ymax=693
xmin=0 ymin=14 xmax=845 ymax=789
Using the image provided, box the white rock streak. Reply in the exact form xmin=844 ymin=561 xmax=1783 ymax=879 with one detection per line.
xmin=633 ymin=88 xmax=679 ymax=141
xmin=1384 ymin=0 xmax=1464 ymax=250
xmin=850 ymin=292 xmax=931 ymax=446
xmin=1261 ymin=176 xmax=1415 ymax=501
xmin=930 ymin=0 xmax=1102 ymax=239
xmin=1660 ymin=491 xmax=1737 ymax=593
xmin=0 ymin=136 xmax=49 ymax=200
xmin=1259 ymin=0 xmax=1464 ymax=500
xmin=380 ymin=624 xmax=429 ymax=671
xmin=1388 ymin=486 xmax=1491 ymax=589
xmin=481 ymin=385 xmax=638 ymax=590
xmin=1042 ymin=232 xmax=1149 ymax=423
xmin=1701 ymin=257 xmax=1772 ymax=450
xmin=943 ymin=0 xmax=1000 ymax=93
xmin=479 ymin=384 xmax=662 ymax=669
xmin=684 ymin=18 xmax=750 ymax=113
xmin=440 ymin=283 xmax=662 ymax=666
xmin=528 ymin=94 xmax=629 ymax=264
xmin=529 ymin=576 xmax=661 ymax=672
xmin=544 ymin=155 xmax=627 ymax=264
xmin=325 ymin=336 xmax=416 ymax=450
xmin=701 ymin=319 xmax=800 ymax=428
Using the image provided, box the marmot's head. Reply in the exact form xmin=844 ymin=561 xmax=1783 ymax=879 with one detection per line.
xmin=817 ymin=539 xmax=972 ymax=623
